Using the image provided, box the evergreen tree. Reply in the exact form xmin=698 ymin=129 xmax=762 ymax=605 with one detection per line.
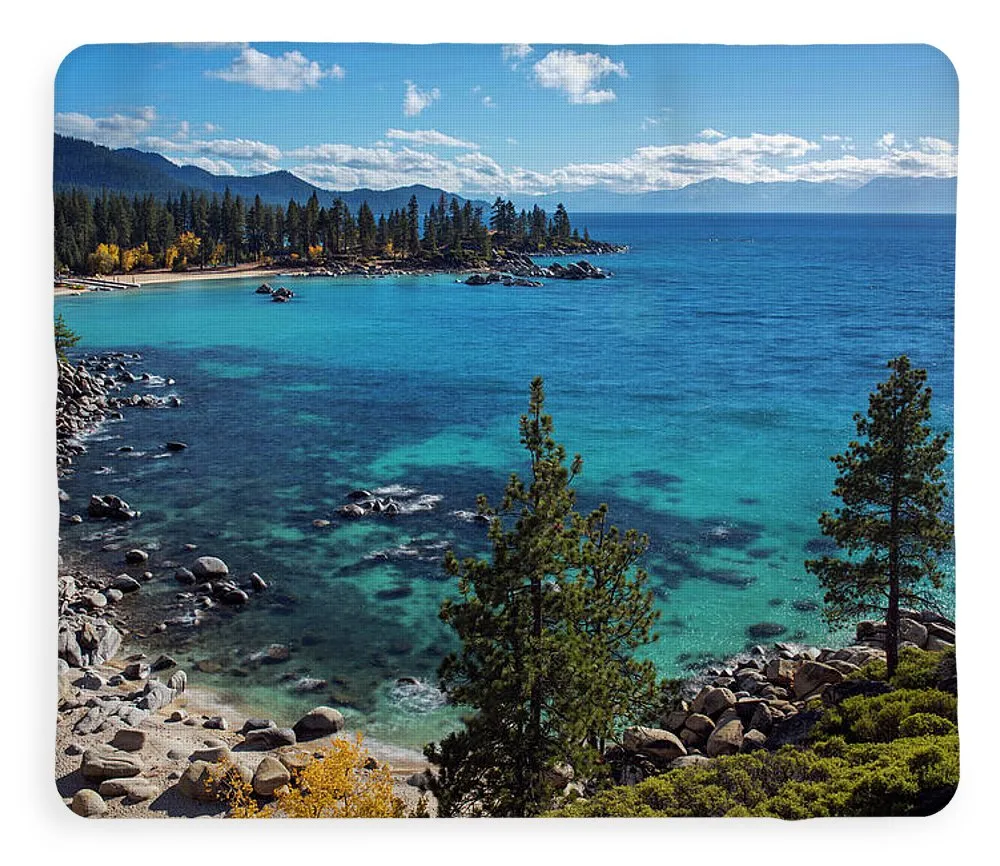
xmin=54 ymin=313 xmax=80 ymax=362
xmin=805 ymin=356 xmax=953 ymax=678
xmin=407 ymin=194 xmax=421 ymax=257
xmin=425 ymin=377 xmax=660 ymax=817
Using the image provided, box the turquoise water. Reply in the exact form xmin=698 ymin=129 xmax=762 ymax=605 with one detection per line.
xmin=55 ymin=213 xmax=955 ymax=748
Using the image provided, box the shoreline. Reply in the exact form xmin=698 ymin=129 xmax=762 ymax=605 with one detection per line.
xmin=53 ymin=244 xmax=627 ymax=296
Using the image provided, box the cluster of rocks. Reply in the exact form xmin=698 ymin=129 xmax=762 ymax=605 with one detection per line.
xmin=56 ymin=360 xmax=115 ymax=475
xmin=255 ymin=284 xmax=296 ymax=302
xmin=464 ymin=272 xmax=544 ymax=287
xmin=172 ymin=556 xmax=268 ymax=617
xmin=336 ymin=487 xmax=440 ymax=520
xmin=609 ymin=613 xmax=957 ymax=785
xmin=467 ymin=254 xmax=612 ymax=284
xmin=86 ymin=493 xmax=140 ymax=521
xmin=63 ymin=682 xmax=350 ymax=816
xmin=854 ymin=609 xmax=956 ymax=653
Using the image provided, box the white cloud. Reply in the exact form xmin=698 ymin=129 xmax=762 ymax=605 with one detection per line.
xmin=176 ymin=120 xmax=191 ymax=139
xmin=144 ymin=135 xmax=281 ymax=162
xmin=919 ymin=136 xmax=955 ymax=155
xmin=403 ymin=81 xmax=440 ymax=117
xmin=385 ymin=128 xmax=478 ymax=149
xmin=698 ymin=128 xmax=726 ymax=140
xmin=506 ymin=138 xmax=518 ymax=145
xmin=55 ymin=106 xmax=157 ymax=148
xmin=483 ymin=96 xmax=496 ymax=109
xmin=641 ymin=117 xmax=659 ymax=131
xmin=784 ymin=143 xmax=957 ymax=184
xmin=877 ymin=132 xmax=896 ymax=152
xmin=532 ymin=50 xmax=627 ymax=105
xmin=166 ymin=155 xmax=238 ymax=175
xmin=207 ymin=46 xmax=344 ymax=91
xmin=502 ymin=44 xmax=533 ymax=69
xmin=203 ymin=122 xmax=220 ymax=133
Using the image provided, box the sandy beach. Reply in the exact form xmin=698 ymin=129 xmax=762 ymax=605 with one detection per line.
xmin=54 ymin=264 xmax=285 ymax=295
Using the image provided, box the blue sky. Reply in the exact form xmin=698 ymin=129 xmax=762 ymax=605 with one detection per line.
xmin=55 ymin=43 xmax=958 ymax=196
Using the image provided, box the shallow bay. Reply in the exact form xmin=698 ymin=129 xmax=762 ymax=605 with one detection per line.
xmin=55 ymin=212 xmax=955 ymax=749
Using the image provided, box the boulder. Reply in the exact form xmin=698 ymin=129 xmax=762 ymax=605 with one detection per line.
xmin=292 ymin=706 xmax=345 ymax=741
xmin=71 ymin=789 xmax=107 ymax=817
xmin=741 ymin=729 xmax=769 ymax=752
xmin=176 ymin=760 xmax=220 ymax=801
xmin=166 ymin=670 xmax=187 ymax=694
xmin=792 ymin=661 xmax=844 ymax=699
xmin=137 ymin=681 xmax=175 ymax=711
xmin=694 ymin=687 xmax=737 ymax=719
xmin=204 ymin=716 xmax=228 ymax=730
xmin=174 ymin=567 xmax=196 ymax=585
xmin=110 ymin=574 xmax=142 ymax=594
xmin=668 ymin=755 xmax=713 ymax=770
xmin=706 ymin=719 xmax=745 ymax=757
xmin=151 ymin=654 xmax=176 ymax=672
xmin=621 ymin=726 xmax=687 ymax=763
xmin=81 ymin=745 xmax=144 ymax=781
xmin=249 ymin=572 xmax=268 ymax=592
xmin=123 ymin=662 xmax=150 ymax=681
xmin=764 ymin=658 xmax=799 ymax=688
xmin=98 ymin=778 xmax=158 ymax=802
xmin=926 ymin=635 xmax=955 ymax=652
xmin=899 ymin=618 xmax=929 ymax=647
xmin=243 ymin=727 xmax=297 ymax=750
xmin=663 ymin=709 xmax=690 ymax=732
xmin=190 ymin=744 xmax=231 ymax=764
xmin=124 ymin=549 xmax=149 ymax=565
xmin=683 ymin=713 xmax=715 ymax=738
xmin=191 ymin=556 xmax=229 ymax=579
xmin=252 ymin=756 xmax=291 ymax=797
xmin=110 ymin=729 xmax=146 ymax=752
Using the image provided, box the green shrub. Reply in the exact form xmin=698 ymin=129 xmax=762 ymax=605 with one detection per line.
xmin=813 ymin=688 xmax=957 ymax=743
xmin=549 ymin=735 xmax=958 ymax=818
xmin=851 ymin=646 xmax=955 ymax=690
xmin=898 ymin=713 xmax=957 ymax=738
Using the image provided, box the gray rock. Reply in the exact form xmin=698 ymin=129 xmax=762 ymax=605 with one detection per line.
xmin=792 ymin=661 xmax=845 ymax=699
xmin=621 ymin=726 xmax=687 ymax=763
xmin=683 ymin=713 xmax=715 ymax=738
xmin=168 ymin=709 xmax=189 ymax=723
xmin=123 ymin=662 xmax=150 ymax=681
xmin=81 ymin=745 xmax=144 ymax=781
xmin=899 ymin=617 xmax=929 ymax=647
xmin=190 ymin=744 xmax=231 ymax=763
xmin=741 ymin=729 xmax=769 ymax=752
xmin=292 ymin=706 xmax=345 ymax=741
xmin=204 ymin=715 xmax=228 ymax=730
xmin=249 ymin=572 xmax=268 ymax=592
xmin=706 ymin=719 xmax=745 ymax=757
xmin=240 ymin=718 xmax=277 ymax=734
xmin=110 ymin=574 xmax=142 ymax=593
xmin=191 ymin=556 xmax=229 ymax=579
xmin=71 ymin=789 xmax=107 ymax=817
xmin=176 ymin=760 xmax=219 ymax=801
xmin=98 ymin=778 xmax=158 ymax=801
xmin=110 ymin=729 xmax=146 ymax=752
xmin=174 ymin=567 xmax=196 ymax=585
xmin=105 ymin=588 xmax=124 ymax=603
xmin=137 ymin=681 xmax=175 ymax=711
xmin=75 ymin=671 xmax=104 ymax=691
xmin=151 ymin=654 xmax=177 ymax=672
xmin=124 ymin=549 xmax=149 ymax=565
xmin=167 ymin=670 xmax=187 ymax=693
xmin=252 ymin=756 xmax=291 ymax=797
xmin=668 ymin=755 xmax=713 ymax=770
xmin=243 ymin=727 xmax=297 ymax=750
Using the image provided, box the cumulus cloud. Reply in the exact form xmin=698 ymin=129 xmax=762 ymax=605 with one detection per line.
xmin=785 ymin=142 xmax=957 ymax=184
xmin=698 ymin=128 xmax=726 ymax=140
xmin=532 ymin=50 xmax=627 ymax=105
xmin=385 ymin=128 xmax=478 ymax=149
xmin=207 ymin=46 xmax=344 ymax=91
xmin=502 ymin=44 xmax=533 ymax=69
xmin=166 ymin=155 xmax=238 ymax=175
xmin=176 ymin=120 xmax=191 ymax=138
xmin=403 ymin=81 xmax=440 ymax=117
xmin=144 ymin=135 xmax=281 ymax=162
xmin=919 ymin=136 xmax=955 ymax=155
xmin=55 ymin=106 xmax=157 ymax=148
xmin=877 ymin=132 xmax=896 ymax=152
xmin=483 ymin=96 xmax=496 ymax=109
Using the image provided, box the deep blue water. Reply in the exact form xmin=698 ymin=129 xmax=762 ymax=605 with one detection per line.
xmin=55 ymin=213 xmax=955 ymax=748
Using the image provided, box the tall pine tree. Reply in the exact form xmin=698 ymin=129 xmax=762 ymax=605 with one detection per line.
xmin=805 ymin=355 xmax=953 ymax=677
xmin=425 ymin=377 xmax=659 ymax=817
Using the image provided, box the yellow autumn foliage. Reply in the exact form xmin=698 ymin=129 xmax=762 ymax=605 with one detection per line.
xmin=219 ymin=734 xmax=407 ymax=818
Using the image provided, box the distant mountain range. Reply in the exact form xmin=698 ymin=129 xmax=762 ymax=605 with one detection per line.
xmin=54 ymin=135 xmax=955 ymax=215
xmin=511 ymin=176 xmax=956 ymax=214
xmin=53 ymin=136 xmax=489 ymax=214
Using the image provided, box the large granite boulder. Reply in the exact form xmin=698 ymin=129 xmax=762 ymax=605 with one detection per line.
xmin=81 ymin=745 xmax=144 ymax=781
xmin=706 ymin=719 xmax=744 ymax=757
xmin=191 ymin=556 xmax=229 ymax=579
xmin=621 ymin=726 xmax=687 ymax=763
xmin=793 ymin=661 xmax=845 ymax=699
xmin=292 ymin=706 xmax=345 ymax=741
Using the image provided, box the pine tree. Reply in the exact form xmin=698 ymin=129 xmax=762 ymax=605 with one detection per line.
xmin=805 ymin=356 xmax=953 ymax=677
xmin=54 ymin=314 xmax=80 ymax=362
xmin=425 ymin=377 xmax=660 ymax=817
